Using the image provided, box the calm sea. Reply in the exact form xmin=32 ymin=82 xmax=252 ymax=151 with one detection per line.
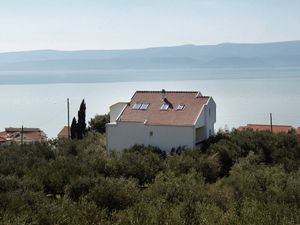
xmin=0 ymin=68 xmax=300 ymax=138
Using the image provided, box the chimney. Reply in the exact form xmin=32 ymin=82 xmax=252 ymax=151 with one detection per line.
xmin=161 ymin=89 xmax=166 ymax=100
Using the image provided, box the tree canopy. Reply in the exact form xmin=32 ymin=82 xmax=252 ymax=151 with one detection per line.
xmin=0 ymin=129 xmax=299 ymax=224
xmin=88 ymin=114 xmax=110 ymax=134
xmin=77 ymin=99 xmax=86 ymax=139
xmin=70 ymin=99 xmax=86 ymax=140
xmin=70 ymin=117 xmax=77 ymax=139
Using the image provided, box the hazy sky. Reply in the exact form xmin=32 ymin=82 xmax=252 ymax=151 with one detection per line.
xmin=0 ymin=0 xmax=299 ymax=52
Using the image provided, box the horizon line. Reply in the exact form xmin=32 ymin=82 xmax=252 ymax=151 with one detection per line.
xmin=1 ymin=39 xmax=300 ymax=54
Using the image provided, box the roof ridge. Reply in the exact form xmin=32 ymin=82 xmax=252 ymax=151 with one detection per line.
xmin=6 ymin=127 xmax=40 ymax=129
xmin=5 ymin=127 xmax=42 ymax=132
xmin=135 ymin=90 xmax=199 ymax=93
xmin=247 ymin=124 xmax=292 ymax=127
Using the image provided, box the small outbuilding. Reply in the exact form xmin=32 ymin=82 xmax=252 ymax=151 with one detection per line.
xmin=238 ymin=124 xmax=295 ymax=133
xmin=57 ymin=126 xmax=70 ymax=139
xmin=0 ymin=127 xmax=47 ymax=145
xmin=106 ymin=90 xmax=216 ymax=152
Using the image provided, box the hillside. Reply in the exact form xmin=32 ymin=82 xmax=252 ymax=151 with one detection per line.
xmin=0 ymin=130 xmax=299 ymax=224
xmin=0 ymin=41 xmax=300 ymax=71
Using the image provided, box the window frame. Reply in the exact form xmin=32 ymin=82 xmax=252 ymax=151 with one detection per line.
xmin=140 ymin=103 xmax=150 ymax=110
xmin=132 ymin=103 xmax=142 ymax=110
xmin=160 ymin=103 xmax=169 ymax=111
xmin=176 ymin=103 xmax=185 ymax=111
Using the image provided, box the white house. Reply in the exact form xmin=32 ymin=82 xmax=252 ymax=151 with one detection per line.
xmin=106 ymin=90 xmax=216 ymax=152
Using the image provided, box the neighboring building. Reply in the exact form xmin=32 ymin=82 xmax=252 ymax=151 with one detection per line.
xmin=0 ymin=127 xmax=47 ymax=145
xmin=106 ymin=90 xmax=216 ymax=152
xmin=297 ymin=127 xmax=300 ymax=134
xmin=57 ymin=126 xmax=70 ymax=139
xmin=238 ymin=124 xmax=294 ymax=133
xmin=0 ymin=136 xmax=6 ymax=145
xmin=0 ymin=131 xmax=9 ymax=146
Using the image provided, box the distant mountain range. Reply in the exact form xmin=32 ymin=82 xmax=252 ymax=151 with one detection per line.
xmin=0 ymin=41 xmax=300 ymax=71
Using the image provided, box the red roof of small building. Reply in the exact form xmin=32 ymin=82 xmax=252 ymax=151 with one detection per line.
xmin=0 ymin=136 xmax=6 ymax=142
xmin=118 ymin=91 xmax=210 ymax=126
xmin=58 ymin=126 xmax=70 ymax=138
xmin=5 ymin=127 xmax=41 ymax=133
xmin=0 ymin=131 xmax=6 ymax=138
xmin=297 ymin=127 xmax=300 ymax=134
xmin=238 ymin=124 xmax=294 ymax=133
xmin=2 ymin=127 xmax=47 ymax=141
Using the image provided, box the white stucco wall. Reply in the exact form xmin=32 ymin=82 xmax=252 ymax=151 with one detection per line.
xmin=106 ymin=121 xmax=194 ymax=152
xmin=109 ymin=103 xmax=128 ymax=122
xmin=194 ymin=97 xmax=216 ymax=141
xmin=195 ymin=97 xmax=216 ymax=143
xmin=205 ymin=97 xmax=216 ymax=136
xmin=195 ymin=126 xmax=207 ymax=143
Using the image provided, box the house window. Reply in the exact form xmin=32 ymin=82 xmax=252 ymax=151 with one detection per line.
xmin=140 ymin=103 xmax=149 ymax=110
xmin=209 ymin=129 xmax=212 ymax=136
xmin=133 ymin=103 xmax=149 ymax=110
xmin=133 ymin=103 xmax=142 ymax=110
xmin=177 ymin=104 xmax=185 ymax=110
xmin=149 ymin=131 xmax=153 ymax=136
xmin=160 ymin=103 xmax=169 ymax=111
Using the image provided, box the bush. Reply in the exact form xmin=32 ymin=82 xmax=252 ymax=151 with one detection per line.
xmin=0 ymin=129 xmax=299 ymax=224
xmin=88 ymin=177 xmax=139 ymax=211
xmin=88 ymin=114 xmax=110 ymax=134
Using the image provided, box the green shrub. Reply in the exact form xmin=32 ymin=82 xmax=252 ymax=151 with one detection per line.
xmin=0 ymin=129 xmax=299 ymax=224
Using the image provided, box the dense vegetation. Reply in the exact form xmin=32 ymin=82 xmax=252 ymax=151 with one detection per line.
xmin=0 ymin=129 xmax=299 ymax=225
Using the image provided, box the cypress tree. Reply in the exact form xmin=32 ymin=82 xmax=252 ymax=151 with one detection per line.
xmin=71 ymin=117 xmax=78 ymax=139
xmin=77 ymin=99 xmax=86 ymax=139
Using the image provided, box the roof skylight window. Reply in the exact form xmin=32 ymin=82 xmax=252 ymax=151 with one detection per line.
xmin=177 ymin=104 xmax=185 ymax=110
xmin=160 ymin=103 xmax=169 ymax=111
xmin=133 ymin=103 xmax=142 ymax=110
xmin=140 ymin=103 xmax=149 ymax=110
xmin=133 ymin=103 xmax=149 ymax=110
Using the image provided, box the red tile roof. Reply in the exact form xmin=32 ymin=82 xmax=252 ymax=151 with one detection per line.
xmin=297 ymin=128 xmax=300 ymax=134
xmin=238 ymin=124 xmax=293 ymax=133
xmin=58 ymin=126 xmax=70 ymax=138
xmin=5 ymin=127 xmax=41 ymax=132
xmin=118 ymin=91 xmax=210 ymax=126
xmin=0 ymin=131 xmax=6 ymax=138
xmin=1 ymin=127 xmax=47 ymax=141
xmin=25 ymin=130 xmax=47 ymax=141
xmin=0 ymin=136 xmax=6 ymax=142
